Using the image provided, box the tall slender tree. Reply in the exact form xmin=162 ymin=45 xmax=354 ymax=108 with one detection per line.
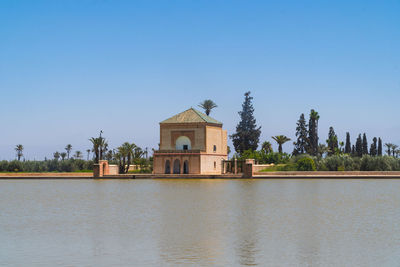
xmin=378 ymin=138 xmax=383 ymax=156
xmin=370 ymin=137 xmax=377 ymax=156
xmin=326 ymin=127 xmax=338 ymax=156
xmin=355 ymin=134 xmax=363 ymax=157
xmin=15 ymin=144 xmax=24 ymax=161
xmin=307 ymin=109 xmax=320 ymax=156
xmin=230 ymin=92 xmax=261 ymax=154
xmin=345 ymin=132 xmax=351 ymax=154
xmin=272 ymin=135 xmax=291 ymax=153
xmin=198 ymin=100 xmax=217 ymax=116
xmin=65 ymin=144 xmax=72 ymax=159
xmin=362 ymin=133 xmax=368 ymax=155
xmin=351 ymin=145 xmax=356 ymax=156
xmin=86 ymin=149 xmax=91 ymax=161
xmin=293 ymin=113 xmax=308 ymax=155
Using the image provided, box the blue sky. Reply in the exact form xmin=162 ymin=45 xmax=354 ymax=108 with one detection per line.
xmin=0 ymin=0 xmax=399 ymax=160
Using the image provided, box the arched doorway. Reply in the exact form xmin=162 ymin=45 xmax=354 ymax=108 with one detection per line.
xmin=173 ymin=159 xmax=180 ymax=174
xmin=165 ymin=160 xmax=171 ymax=174
xmin=183 ymin=160 xmax=189 ymax=174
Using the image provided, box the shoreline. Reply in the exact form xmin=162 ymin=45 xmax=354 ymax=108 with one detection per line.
xmin=1 ymin=171 xmax=400 ymax=179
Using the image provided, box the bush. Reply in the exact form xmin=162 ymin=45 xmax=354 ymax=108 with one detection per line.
xmin=360 ymin=155 xmax=400 ymax=171
xmin=240 ymin=150 xmax=291 ymax=164
xmin=296 ymin=157 xmax=316 ymax=171
xmin=0 ymin=160 xmax=9 ymax=172
xmin=0 ymin=159 xmax=94 ymax=172
xmin=314 ymin=155 xmax=400 ymax=171
xmin=7 ymin=160 xmax=23 ymax=172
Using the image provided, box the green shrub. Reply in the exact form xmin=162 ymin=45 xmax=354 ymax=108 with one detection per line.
xmin=7 ymin=160 xmax=23 ymax=172
xmin=296 ymin=157 xmax=316 ymax=171
xmin=239 ymin=150 xmax=291 ymax=165
xmin=0 ymin=161 xmax=9 ymax=172
xmin=0 ymin=159 xmax=94 ymax=172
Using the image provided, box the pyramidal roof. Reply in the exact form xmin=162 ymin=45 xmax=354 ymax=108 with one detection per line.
xmin=160 ymin=108 xmax=222 ymax=125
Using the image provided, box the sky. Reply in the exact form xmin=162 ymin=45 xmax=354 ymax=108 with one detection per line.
xmin=0 ymin=0 xmax=399 ymax=160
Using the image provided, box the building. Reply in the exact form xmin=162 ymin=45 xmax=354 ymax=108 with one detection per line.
xmin=153 ymin=108 xmax=228 ymax=174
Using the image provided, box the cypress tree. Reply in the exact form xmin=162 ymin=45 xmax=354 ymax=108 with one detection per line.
xmin=293 ymin=113 xmax=309 ymax=155
xmin=362 ymin=133 xmax=368 ymax=155
xmin=307 ymin=109 xmax=320 ymax=156
xmin=355 ymin=134 xmax=363 ymax=157
xmin=351 ymin=145 xmax=355 ymax=156
xmin=370 ymin=137 xmax=377 ymax=156
xmin=231 ymin=91 xmax=261 ymax=154
xmin=326 ymin=127 xmax=338 ymax=156
xmin=345 ymin=132 xmax=351 ymax=154
xmin=378 ymin=138 xmax=383 ymax=156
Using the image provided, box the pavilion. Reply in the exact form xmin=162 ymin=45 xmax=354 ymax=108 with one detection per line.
xmin=153 ymin=108 xmax=228 ymax=175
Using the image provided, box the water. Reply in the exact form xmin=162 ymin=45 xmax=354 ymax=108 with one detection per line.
xmin=0 ymin=179 xmax=400 ymax=266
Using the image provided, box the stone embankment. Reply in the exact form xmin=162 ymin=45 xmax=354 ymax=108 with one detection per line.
xmin=2 ymin=171 xmax=400 ymax=179
xmin=254 ymin=171 xmax=400 ymax=178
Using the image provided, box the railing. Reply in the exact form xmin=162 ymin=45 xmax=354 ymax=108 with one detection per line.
xmin=154 ymin=149 xmax=202 ymax=154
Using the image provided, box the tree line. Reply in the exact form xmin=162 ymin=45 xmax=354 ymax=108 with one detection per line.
xmin=3 ymin=93 xmax=399 ymax=172
xmin=225 ymin=91 xmax=400 ymax=171
xmin=3 ymin=133 xmax=150 ymax=173
xmin=89 ymin=132 xmax=151 ymax=174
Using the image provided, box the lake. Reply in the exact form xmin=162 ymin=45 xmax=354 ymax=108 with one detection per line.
xmin=0 ymin=179 xmax=399 ymax=266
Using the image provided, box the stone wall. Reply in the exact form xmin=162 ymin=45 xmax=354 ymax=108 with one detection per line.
xmin=253 ymin=164 xmax=275 ymax=173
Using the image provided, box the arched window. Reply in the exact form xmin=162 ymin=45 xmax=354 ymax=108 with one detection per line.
xmin=165 ymin=160 xmax=171 ymax=174
xmin=173 ymin=159 xmax=181 ymax=174
xmin=214 ymin=161 xmax=217 ymax=169
xmin=183 ymin=160 xmax=189 ymax=174
xmin=176 ymin=136 xmax=191 ymax=150
xmin=213 ymin=145 xmax=217 ymax=152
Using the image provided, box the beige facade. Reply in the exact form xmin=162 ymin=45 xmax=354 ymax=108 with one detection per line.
xmin=153 ymin=108 xmax=228 ymax=175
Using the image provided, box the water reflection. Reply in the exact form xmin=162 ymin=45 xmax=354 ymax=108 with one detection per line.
xmin=156 ymin=180 xmax=228 ymax=265
xmin=233 ymin=180 xmax=260 ymax=266
xmin=1 ymin=179 xmax=400 ymax=266
xmin=293 ymin=181 xmax=321 ymax=266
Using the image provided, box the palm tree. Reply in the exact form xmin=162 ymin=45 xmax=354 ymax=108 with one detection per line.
xmin=60 ymin=152 xmax=67 ymax=161
xmin=89 ymin=133 xmax=108 ymax=163
xmin=74 ymin=151 xmax=82 ymax=159
xmin=198 ymin=100 xmax=217 ymax=116
xmin=385 ymin=143 xmax=394 ymax=156
xmin=15 ymin=144 xmax=24 ymax=161
xmin=53 ymin=151 xmax=60 ymax=161
xmin=86 ymin=149 xmax=91 ymax=161
xmin=317 ymin=144 xmax=330 ymax=158
xmin=272 ymin=135 xmax=291 ymax=153
xmin=339 ymin=141 xmax=345 ymax=154
xmin=261 ymin=141 xmax=273 ymax=154
xmin=116 ymin=142 xmax=137 ymax=173
xmin=65 ymin=144 xmax=72 ymax=159
xmin=391 ymin=145 xmax=398 ymax=157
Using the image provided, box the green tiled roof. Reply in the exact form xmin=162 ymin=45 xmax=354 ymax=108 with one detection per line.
xmin=160 ymin=108 xmax=222 ymax=125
